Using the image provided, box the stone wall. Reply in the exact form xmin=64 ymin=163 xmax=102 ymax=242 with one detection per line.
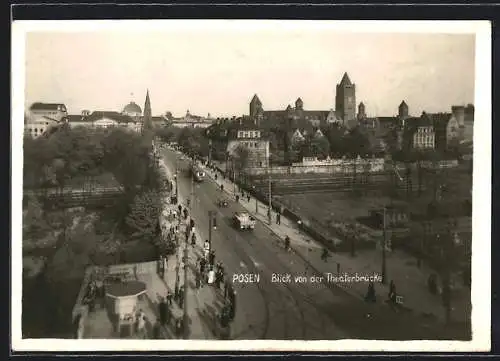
xmin=245 ymin=157 xmax=386 ymax=175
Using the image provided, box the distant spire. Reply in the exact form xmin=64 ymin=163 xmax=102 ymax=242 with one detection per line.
xmin=143 ymin=89 xmax=152 ymax=131
xmin=339 ymin=72 xmax=352 ymax=86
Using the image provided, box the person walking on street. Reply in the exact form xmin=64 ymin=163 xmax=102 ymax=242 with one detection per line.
xmin=276 ymin=212 xmax=281 ymax=225
xmin=178 ymin=286 xmax=185 ymax=307
xmin=159 ymin=297 xmax=167 ymax=325
xmin=247 ymin=194 xmax=251 ymax=202
xmin=215 ymin=174 xmax=218 ymax=181
xmin=224 ymin=278 xmax=231 ymax=299
xmin=153 ymin=320 xmax=162 ymax=339
xmin=236 ymin=194 xmax=240 ymax=202
xmin=166 ymin=291 xmax=173 ymax=306
xmin=200 ymin=256 xmax=207 ymax=275
xmin=284 ymin=236 xmax=291 ymax=252
xmin=209 ymin=250 xmax=215 ymax=266
xmin=220 ymin=184 xmax=224 ymax=192
xmin=195 ymin=271 xmax=201 ymax=289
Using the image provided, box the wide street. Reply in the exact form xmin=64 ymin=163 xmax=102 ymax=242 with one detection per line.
xmin=162 ymin=148 xmax=351 ymax=340
xmin=161 ymin=147 xmax=470 ymax=341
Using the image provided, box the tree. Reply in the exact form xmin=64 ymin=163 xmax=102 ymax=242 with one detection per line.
xmin=324 ymin=123 xmax=345 ymax=157
xmin=125 ymin=190 xmax=163 ymax=241
xmin=22 ymin=195 xmax=50 ymax=240
xmin=101 ymin=128 xmax=149 ymax=194
xmin=310 ymin=135 xmax=331 ymax=159
xmin=232 ymin=144 xmax=250 ymax=184
xmin=344 ymin=126 xmax=371 ymax=157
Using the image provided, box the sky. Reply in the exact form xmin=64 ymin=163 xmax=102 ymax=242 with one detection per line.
xmin=23 ymin=22 xmax=476 ymax=118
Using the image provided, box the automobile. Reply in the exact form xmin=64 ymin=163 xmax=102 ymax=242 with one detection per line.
xmin=217 ymin=198 xmax=229 ymax=208
xmin=233 ymin=212 xmax=256 ymax=230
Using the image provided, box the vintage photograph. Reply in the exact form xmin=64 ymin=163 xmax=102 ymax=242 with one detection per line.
xmin=12 ymin=20 xmax=490 ymax=351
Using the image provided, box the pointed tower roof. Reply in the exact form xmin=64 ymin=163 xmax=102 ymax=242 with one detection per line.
xmin=286 ymin=104 xmax=292 ymax=111
xmin=359 ymin=101 xmax=365 ymax=107
xmin=144 ymin=89 xmax=151 ymax=107
xmin=399 ymin=100 xmax=408 ymax=108
xmin=295 ymin=97 xmax=303 ymax=104
xmin=339 ymin=72 xmax=352 ymax=86
xmin=251 ymin=94 xmax=261 ymax=104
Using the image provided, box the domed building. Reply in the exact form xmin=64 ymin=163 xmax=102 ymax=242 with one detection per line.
xmin=122 ymin=101 xmax=142 ymax=119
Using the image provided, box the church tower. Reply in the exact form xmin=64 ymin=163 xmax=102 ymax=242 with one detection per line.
xmin=398 ymin=100 xmax=409 ymax=119
xmin=143 ymin=89 xmax=152 ymax=131
xmin=250 ymin=94 xmax=263 ymax=118
xmin=357 ymin=102 xmax=366 ymax=120
xmin=335 ymin=72 xmax=356 ymax=126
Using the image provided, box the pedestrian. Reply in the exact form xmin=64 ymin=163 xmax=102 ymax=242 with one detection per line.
xmin=178 ymin=286 xmax=185 ymax=307
xmin=284 ymin=236 xmax=290 ymax=251
xmin=159 ymin=297 xmax=167 ymax=325
xmin=200 ymin=257 xmax=207 ymax=274
xmin=191 ymin=232 xmax=196 ymax=246
xmin=236 ymin=194 xmax=240 ymax=202
xmin=136 ymin=310 xmax=146 ymax=337
xmin=321 ymin=248 xmax=329 ymax=262
xmin=207 ymin=267 xmax=215 ymax=285
xmin=224 ymin=278 xmax=232 ymax=299
xmin=276 ymin=213 xmax=281 ymax=225
xmin=221 ymin=184 xmax=224 ymax=192
xmin=209 ymin=250 xmax=215 ymax=266
xmin=247 ymin=194 xmax=251 ymax=202
xmin=195 ymin=271 xmax=201 ymax=289
xmin=153 ymin=320 xmax=162 ymax=339
xmin=229 ymin=291 xmax=237 ymax=320
xmin=215 ymin=174 xmax=218 ymax=181
xmin=166 ymin=291 xmax=173 ymax=306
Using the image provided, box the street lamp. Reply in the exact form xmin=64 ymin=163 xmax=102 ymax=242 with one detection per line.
xmin=381 ymin=206 xmax=387 ymax=284
xmin=252 ymin=185 xmax=258 ymax=214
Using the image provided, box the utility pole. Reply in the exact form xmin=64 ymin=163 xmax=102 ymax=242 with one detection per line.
xmin=189 ymin=160 xmax=195 ymax=211
xmin=267 ymin=160 xmax=272 ymax=225
xmin=208 ymin=210 xmax=213 ymax=247
xmin=182 ymin=233 xmax=189 ymax=338
xmin=208 ymin=139 xmax=212 ymax=164
xmin=174 ymin=206 xmax=182 ymax=299
xmin=174 ymin=159 xmax=179 ymax=204
xmin=381 ymin=206 xmax=387 ymax=284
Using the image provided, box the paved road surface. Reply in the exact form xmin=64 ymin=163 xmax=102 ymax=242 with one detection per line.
xmin=161 ymin=148 xmax=471 ymax=341
xmin=162 ymin=149 xmax=350 ymax=340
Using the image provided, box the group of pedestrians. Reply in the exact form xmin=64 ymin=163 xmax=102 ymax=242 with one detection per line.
xmin=195 ymin=241 xmax=237 ymax=331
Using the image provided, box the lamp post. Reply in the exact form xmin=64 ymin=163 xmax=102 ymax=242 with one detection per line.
xmin=252 ymin=185 xmax=258 ymax=214
xmin=381 ymin=206 xmax=387 ymax=284
xmin=182 ymin=231 xmax=189 ymax=338
xmin=267 ymin=157 xmax=272 ymax=225
xmin=174 ymin=205 xmax=182 ymax=299
xmin=208 ymin=210 xmax=214 ymax=247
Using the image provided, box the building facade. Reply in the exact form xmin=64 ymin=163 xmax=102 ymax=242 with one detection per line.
xmin=28 ymin=102 xmax=68 ymax=123
xmin=335 ymin=72 xmax=356 ymax=126
xmin=226 ymin=125 xmax=270 ymax=168
xmin=249 ymin=72 xmax=357 ymax=129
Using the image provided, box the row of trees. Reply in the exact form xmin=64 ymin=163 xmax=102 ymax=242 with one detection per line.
xmin=23 ymin=125 xmax=165 ymax=246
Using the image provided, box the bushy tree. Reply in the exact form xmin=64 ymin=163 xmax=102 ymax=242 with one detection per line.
xmin=22 ymin=195 xmax=49 ymax=240
xmin=125 ymin=190 xmax=163 ymax=241
xmin=310 ymin=135 xmax=331 ymax=159
xmin=101 ymin=128 xmax=149 ymax=194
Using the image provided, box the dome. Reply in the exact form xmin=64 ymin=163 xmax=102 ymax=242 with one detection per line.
xmin=122 ymin=102 xmax=142 ymax=115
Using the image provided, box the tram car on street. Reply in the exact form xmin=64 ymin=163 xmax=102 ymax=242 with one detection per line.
xmin=190 ymin=165 xmax=206 ymax=182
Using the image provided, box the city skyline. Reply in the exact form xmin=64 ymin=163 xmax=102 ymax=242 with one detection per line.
xmin=23 ymin=21 xmax=475 ymax=118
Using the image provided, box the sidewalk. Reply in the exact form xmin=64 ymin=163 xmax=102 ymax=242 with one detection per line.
xmin=155 ymin=158 xmax=227 ymax=339
xmin=204 ymin=159 xmax=470 ymax=326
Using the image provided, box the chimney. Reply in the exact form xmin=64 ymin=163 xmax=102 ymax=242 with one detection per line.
xmin=451 ymin=105 xmax=465 ymax=127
